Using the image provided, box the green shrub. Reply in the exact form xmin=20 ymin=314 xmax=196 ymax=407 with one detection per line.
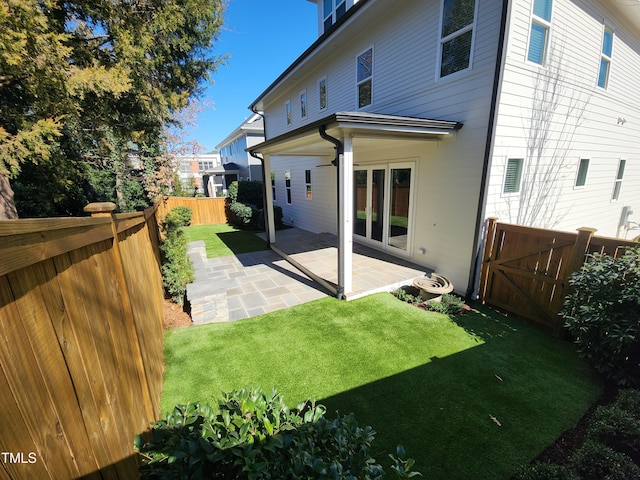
xmin=228 ymin=181 xmax=238 ymax=203
xmin=513 ymin=462 xmax=579 ymax=480
xmin=561 ymin=247 xmax=640 ymax=386
xmin=229 ymin=201 xmax=257 ymax=228
xmin=570 ymin=440 xmax=640 ymax=480
xmin=165 ymin=205 xmax=192 ymax=228
xmin=135 ymin=387 xmax=421 ymax=479
xmin=587 ymin=389 xmax=640 ymax=456
xmin=426 ymin=293 xmax=466 ymax=316
xmin=393 ymin=286 xmax=422 ymax=304
xmin=160 ymin=207 xmax=195 ymax=305
xmin=237 ymin=180 xmax=264 ymax=206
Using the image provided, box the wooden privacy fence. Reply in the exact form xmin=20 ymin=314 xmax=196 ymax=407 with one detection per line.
xmin=157 ymin=196 xmax=227 ymax=225
xmin=0 ymin=202 xmax=165 ymax=479
xmin=479 ymin=218 xmax=638 ymax=335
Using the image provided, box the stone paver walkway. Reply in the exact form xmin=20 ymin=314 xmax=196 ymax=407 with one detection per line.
xmin=185 ymin=228 xmax=432 ymax=324
xmin=186 ymin=241 xmax=328 ymax=324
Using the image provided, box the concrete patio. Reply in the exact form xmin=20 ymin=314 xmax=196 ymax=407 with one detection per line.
xmin=186 ymin=227 xmax=431 ymax=324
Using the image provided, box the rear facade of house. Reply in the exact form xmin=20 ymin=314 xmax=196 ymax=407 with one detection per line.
xmin=250 ymin=0 xmax=640 ymax=297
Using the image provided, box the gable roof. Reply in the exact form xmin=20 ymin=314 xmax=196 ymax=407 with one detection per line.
xmin=249 ymin=0 xmax=374 ymax=113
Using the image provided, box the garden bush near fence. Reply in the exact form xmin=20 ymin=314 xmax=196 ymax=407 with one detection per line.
xmin=160 ymin=206 xmax=195 ymax=305
xmin=561 ymin=247 xmax=640 ymax=387
xmin=228 ymin=180 xmax=283 ymax=230
xmin=136 ymin=387 xmax=421 ymax=479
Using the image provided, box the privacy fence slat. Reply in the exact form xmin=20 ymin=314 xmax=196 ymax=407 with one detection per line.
xmin=0 ymin=202 xmax=164 ymax=479
xmin=480 ymin=219 xmax=638 ymax=335
xmin=157 ymin=196 xmax=228 ymax=225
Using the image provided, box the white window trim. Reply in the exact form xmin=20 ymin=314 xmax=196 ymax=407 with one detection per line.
xmin=597 ymin=24 xmax=614 ymax=90
xmin=436 ymin=0 xmax=478 ymax=80
xmin=323 ymin=0 xmax=347 ymax=32
xmin=574 ymin=158 xmax=590 ymax=189
xmin=285 ymin=100 xmax=292 ymax=127
xmin=356 ymin=45 xmax=374 ymax=109
xmin=305 ymin=169 xmax=312 ymax=200
xmin=285 ymin=170 xmax=292 ymax=205
xmin=300 ymin=89 xmax=307 ymax=119
xmin=501 ymin=157 xmax=524 ymax=197
xmin=526 ymin=0 xmax=553 ymax=66
xmin=611 ymin=159 xmax=626 ymax=201
xmin=318 ymin=76 xmax=328 ymax=111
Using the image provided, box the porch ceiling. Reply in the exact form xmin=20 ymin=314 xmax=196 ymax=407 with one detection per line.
xmin=248 ymin=112 xmax=463 ymax=158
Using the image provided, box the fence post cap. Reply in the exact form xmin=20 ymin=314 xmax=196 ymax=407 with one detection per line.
xmin=84 ymin=202 xmax=117 ymax=215
xmin=576 ymin=227 xmax=598 ymax=234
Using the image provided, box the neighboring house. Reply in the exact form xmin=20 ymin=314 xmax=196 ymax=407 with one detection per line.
xmin=176 ymin=152 xmax=229 ymax=197
xmin=216 ymin=114 xmax=265 ymax=182
xmin=248 ymin=0 xmax=640 ymax=299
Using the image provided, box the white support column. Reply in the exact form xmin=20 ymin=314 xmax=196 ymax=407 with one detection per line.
xmin=263 ymin=154 xmax=276 ymax=244
xmin=338 ymin=135 xmax=354 ymax=295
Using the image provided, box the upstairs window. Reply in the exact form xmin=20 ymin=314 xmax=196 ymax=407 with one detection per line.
xmin=612 ymin=159 xmax=626 ymax=200
xmin=319 ymin=77 xmax=327 ymax=110
xmin=323 ymin=0 xmax=347 ymax=32
xmin=300 ymin=90 xmax=307 ymax=119
xmin=439 ymin=0 xmax=476 ymax=78
xmin=575 ymin=158 xmax=589 ymax=188
xmin=503 ymin=158 xmax=524 ymax=194
xmin=527 ymin=0 xmax=552 ymax=65
xmin=285 ymin=100 xmax=292 ymax=126
xmin=357 ymin=47 xmax=373 ymax=108
xmin=598 ymin=25 xmax=614 ymax=89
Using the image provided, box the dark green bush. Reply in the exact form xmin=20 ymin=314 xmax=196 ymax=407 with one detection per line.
xmin=165 ymin=206 xmax=192 ymax=228
xmin=237 ymin=180 xmax=264 ymax=206
xmin=160 ymin=207 xmax=195 ymax=305
xmin=570 ymin=440 xmax=640 ymax=480
xmin=513 ymin=462 xmax=579 ymax=480
xmin=393 ymin=286 xmax=422 ymax=304
xmin=229 ymin=201 xmax=257 ymax=228
xmin=587 ymin=390 xmax=640 ymax=457
xmin=561 ymin=247 xmax=640 ymax=386
xmin=136 ymin=387 xmax=421 ymax=479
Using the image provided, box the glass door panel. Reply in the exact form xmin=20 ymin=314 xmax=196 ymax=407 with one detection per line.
xmin=388 ymin=168 xmax=411 ymax=251
xmin=371 ymin=169 xmax=385 ymax=243
xmin=353 ymin=170 xmax=367 ymax=237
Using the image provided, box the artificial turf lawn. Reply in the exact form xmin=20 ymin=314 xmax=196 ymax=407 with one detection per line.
xmin=161 ymin=293 xmax=602 ymax=479
xmin=183 ymin=223 xmax=268 ymax=258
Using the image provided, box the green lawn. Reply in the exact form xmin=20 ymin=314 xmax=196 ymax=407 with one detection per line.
xmin=161 ymin=293 xmax=602 ymax=479
xmin=183 ymin=223 xmax=268 ymax=257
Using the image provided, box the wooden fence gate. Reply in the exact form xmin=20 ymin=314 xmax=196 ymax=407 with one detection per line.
xmin=478 ymin=218 xmax=637 ymax=335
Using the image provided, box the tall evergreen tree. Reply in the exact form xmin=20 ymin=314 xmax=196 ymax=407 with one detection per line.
xmin=0 ymin=0 xmax=225 ymax=218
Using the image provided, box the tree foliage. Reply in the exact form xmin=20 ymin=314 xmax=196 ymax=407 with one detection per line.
xmin=0 ymin=0 xmax=225 ymax=218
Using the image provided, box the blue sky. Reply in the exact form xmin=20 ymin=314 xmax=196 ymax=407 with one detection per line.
xmin=185 ymin=0 xmax=319 ymax=152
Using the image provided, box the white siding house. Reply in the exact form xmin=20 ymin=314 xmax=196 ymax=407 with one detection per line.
xmin=248 ymin=0 xmax=640 ymax=299
xmin=216 ymin=114 xmax=265 ymax=182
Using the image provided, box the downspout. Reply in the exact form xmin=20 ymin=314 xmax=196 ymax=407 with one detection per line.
xmin=467 ymin=0 xmax=511 ymax=300
xmin=318 ymin=125 xmax=345 ymax=299
xmin=250 ymin=108 xmax=271 ymax=249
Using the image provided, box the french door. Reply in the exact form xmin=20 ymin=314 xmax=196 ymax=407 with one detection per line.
xmin=353 ymin=163 xmax=414 ymax=253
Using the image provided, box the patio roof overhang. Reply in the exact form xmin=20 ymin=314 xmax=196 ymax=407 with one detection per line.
xmin=249 ymin=112 xmax=463 ymax=300
xmin=247 ymin=112 xmax=463 ymax=158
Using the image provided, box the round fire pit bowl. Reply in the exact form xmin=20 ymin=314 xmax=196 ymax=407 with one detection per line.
xmin=413 ymin=274 xmax=454 ymax=302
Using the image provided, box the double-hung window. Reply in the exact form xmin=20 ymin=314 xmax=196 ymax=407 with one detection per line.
xmin=612 ymin=159 xmax=626 ymax=200
xmin=439 ymin=0 xmax=477 ymax=78
xmin=357 ymin=47 xmax=373 ymax=108
xmin=503 ymin=158 xmax=524 ymax=194
xmin=527 ymin=0 xmax=552 ymax=65
xmin=323 ymin=0 xmax=346 ymax=32
xmin=305 ymin=170 xmax=312 ymax=199
xmin=271 ymin=172 xmax=276 ymax=201
xmin=598 ymin=25 xmax=614 ymax=89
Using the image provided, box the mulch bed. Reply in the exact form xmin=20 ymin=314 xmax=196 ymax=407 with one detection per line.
xmin=163 ymin=299 xmax=192 ymax=329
